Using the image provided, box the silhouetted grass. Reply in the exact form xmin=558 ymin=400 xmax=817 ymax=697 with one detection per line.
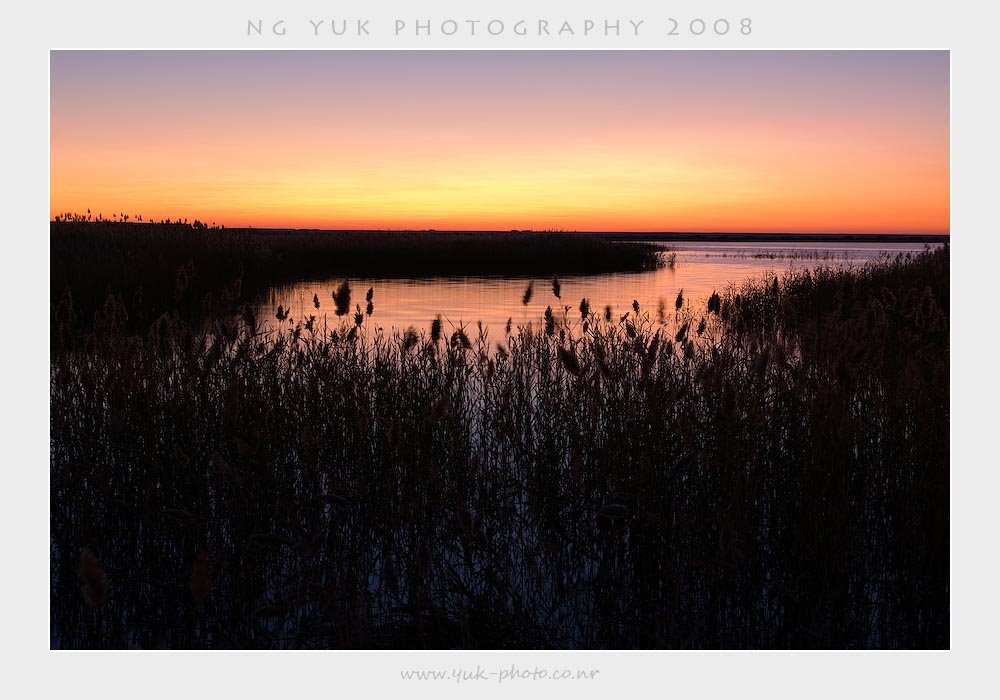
xmin=49 ymin=245 xmax=948 ymax=649
xmin=50 ymin=220 xmax=661 ymax=333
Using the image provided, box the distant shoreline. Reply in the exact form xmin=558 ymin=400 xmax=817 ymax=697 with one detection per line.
xmin=249 ymin=228 xmax=950 ymax=244
xmin=51 ymin=220 xmax=949 ymax=243
xmin=586 ymin=231 xmax=949 ymax=243
xmin=246 ymin=228 xmax=951 ymax=243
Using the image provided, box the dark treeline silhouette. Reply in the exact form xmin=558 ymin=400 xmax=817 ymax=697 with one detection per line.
xmin=50 ymin=220 xmax=661 ymax=333
xmin=50 ymin=245 xmax=949 ymax=649
xmin=590 ymin=231 xmax=949 ymax=243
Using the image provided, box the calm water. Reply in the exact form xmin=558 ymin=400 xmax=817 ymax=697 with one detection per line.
xmin=258 ymin=241 xmax=938 ymax=336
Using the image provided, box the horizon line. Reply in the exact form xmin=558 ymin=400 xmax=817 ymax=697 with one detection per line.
xmin=50 ymin=219 xmax=950 ymax=238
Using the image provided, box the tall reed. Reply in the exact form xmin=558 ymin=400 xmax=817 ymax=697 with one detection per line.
xmin=50 ymin=246 xmax=949 ymax=649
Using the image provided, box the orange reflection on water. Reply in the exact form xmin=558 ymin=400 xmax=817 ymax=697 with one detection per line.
xmin=257 ymin=242 xmax=937 ymax=337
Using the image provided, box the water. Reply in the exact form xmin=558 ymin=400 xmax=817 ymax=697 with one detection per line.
xmin=257 ymin=241 xmax=938 ymax=337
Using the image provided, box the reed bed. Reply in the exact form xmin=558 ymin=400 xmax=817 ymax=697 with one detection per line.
xmin=51 ymin=220 xmax=661 ymax=333
xmin=50 ymin=246 xmax=949 ymax=649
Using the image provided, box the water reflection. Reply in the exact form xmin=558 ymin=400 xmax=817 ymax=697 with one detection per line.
xmin=258 ymin=241 xmax=938 ymax=335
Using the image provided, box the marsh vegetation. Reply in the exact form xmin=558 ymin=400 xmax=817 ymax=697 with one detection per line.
xmin=50 ymin=231 xmax=949 ymax=649
xmin=50 ymin=221 xmax=661 ymax=334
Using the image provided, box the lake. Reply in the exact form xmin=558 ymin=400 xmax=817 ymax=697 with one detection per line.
xmin=257 ymin=240 xmax=940 ymax=337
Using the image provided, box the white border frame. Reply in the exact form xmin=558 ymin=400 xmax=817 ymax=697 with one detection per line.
xmin=6 ymin=1 xmax=998 ymax=698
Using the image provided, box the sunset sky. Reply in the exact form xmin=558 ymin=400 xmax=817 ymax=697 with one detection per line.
xmin=50 ymin=50 xmax=949 ymax=233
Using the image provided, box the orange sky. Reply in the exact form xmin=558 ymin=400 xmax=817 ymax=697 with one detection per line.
xmin=50 ymin=51 xmax=949 ymax=233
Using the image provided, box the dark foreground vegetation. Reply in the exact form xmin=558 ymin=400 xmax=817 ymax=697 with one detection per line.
xmin=50 ymin=245 xmax=948 ymax=649
xmin=51 ymin=220 xmax=661 ymax=333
